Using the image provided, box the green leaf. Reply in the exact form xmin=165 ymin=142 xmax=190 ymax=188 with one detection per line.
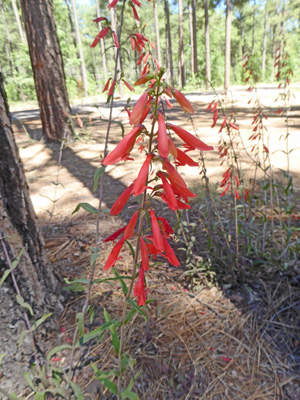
xmin=32 ymin=313 xmax=52 ymax=331
xmin=69 ymin=381 xmax=84 ymax=400
xmin=0 ymin=249 xmax=24 ymax=287
xmin=125 ymin=240 xmax=136 ymax=260
xmin=72 ymin=202 xmax=98 ymax=215
xmin=126 ymin=298 xmax=147 ymax=321
xmin=112 ymin=268 xmax=128 ymax=296
xmin=0 ymin=353 xmax=6 ymax=366
xmin=76 ymin=312 xmax=84 ymax=338
xmin=47 ymin=344 xmax=73 ymax=360
xmin=78 ymin=320 xmax=121 ymax=346
xmin=93 ymin=166 xmax=106 ymax=192
xmin=101 ymin=378 xmax=118 ymax=395
xmin=124 ymin=308 xmax=137 ymax=324
xmin=103 ymin=309 xmax=120 ymax=355
xmin=100 ymin=117 xmax=125 ymax=137
xmin=121 ymin=389 xmax=140 ymax=400
xmin=90 ymin=252 xmax=100 ymax=266
xmin=120 ymin=354 xmax=134 ymax=373
xmin=16 ymin=294 xmax=33 ymax=316
xmin=88 ymin=305 xmax=94 ymax=324
xmin=91 ymin=363 xmax=118 ymax=379
xmin=23 ymin=371 xmax=35 ymax=391
xmin=18 ymin=329 xmax=29 ymax=346
xmin=34 ymin=392 xmax=45 ymax=400
xmin=93 ymin=275 xmax=132 ymax=284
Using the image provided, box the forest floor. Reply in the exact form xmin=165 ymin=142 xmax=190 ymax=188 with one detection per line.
xmin=11 ymin=86 xmax=300 ymax=399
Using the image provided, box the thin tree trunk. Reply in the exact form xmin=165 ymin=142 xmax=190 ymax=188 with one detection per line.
xmin=153 ymin=0 xmax=161 ymax=66
xmin=224 ymin=0 xmax=232 ymax=90
xmin=189 ymin=4 xmax=194 ymax=75
xmin=11 ymin=0 xmax=26 ymax=43
xmin=19 ymin=0 xmax=74 ymax=141
xmin=178 ymin=0 xmax=185 ymax=87
xmin=204 ymin=0 xmax=211 ymax=88
xmin=262 ymin=10 xmax=268 ymax=81
xmin=164 ymin=0 xmax=174 ymax=86
xmin=70 ymin=0 xmax=89 ymax=97
xmin=192 ymin=0 xmax=197 ymax=75
xmin=251 ymin=2 xmax=256 ymax=56
xmin=0 ymin=72 xmax=60 ymax=394
xmin=96 ymin=0 xmax=108 ymax=82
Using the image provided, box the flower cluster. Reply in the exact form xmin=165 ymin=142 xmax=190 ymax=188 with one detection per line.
xmin=94 ymin=4 xmax=213 ymax=307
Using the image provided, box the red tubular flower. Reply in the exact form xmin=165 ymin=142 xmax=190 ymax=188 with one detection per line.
xmin=140 ymin=236 xmax=149 ymax=271
xmin=219 ymin=117 xmax=227 ymax=133
xmin=150 ymin=41 xmax=156 ymax=49
xmin=211 ymin=100 xmax=219 ymax=113
xmin=173 ymin=89 xmax=194 ymax=113
xmin=167 ymin=124 xmax=214 ymax=152
xmin=132 ymin=5 xmax=140 ymax=21
xmin=206 ymin=100 xmax=214 ymax=111
xmin=139 ymin=102 xmax=151 ymax=125
xmin=162 ymin=237 xmax=180 ymax=267
xmin=134 ymin=74 xmax=152 ymax=86
xmin=174 ymin=148 xmax=199 ymax=167
xmin=157 ymin=171 xmax=177 ymax=211
xmin=168 ymin=137 xmax=178 ymax=159
xmin=163 ymin=86 xmax=173 ymax=98
xmin=90 ymin=27 xmax=110 ymax=47
xmin=163 ymin=160 xmax=189 ymax=190
xmin=103 ymin=78 xmax=112 ymax=92
xmin=104 ymin=237 xmax=126 ymax=270
xmin=110 ymin=183 xmax=134 ymax=215
xmin=141 ymin=63 xmax=149 ymax=76
xmin=150 ymin=210 xmax=164 ymax=251
xmin=129 ymin=92 xmax=148 ymax=125
xmin=134 ymin=267 xmax=147 ymax=306
xmin=130 ymin=36 xmax=135 ymax=50
xmin=107 ymin=79 xmax=115 ymax=97
xmin=112 ymin=32 xmax=120 ymax=48
xmin=158 ymin=113 xmax=169 ymax=158
xmin=132 ymin=154 xmax=153 ymax=196
xmin=230 ymin=123 xmax=239 ymax=131
xmin=220 ymin=182 xmax=231 ymax=197
xmin=176 ymin=199 xmax=191 ymax=209
xmin=165 ymin=97 xmax=172 ymax=108
xmin=102 ymin=126 xmax=141 ymax=165
xmin=122 ymin=79 xmax=135 ymax=92
xmin=93 ymin=16 xmax=108 ymax=23
xmin=143 ymin=52 xmax=150 ymax=64
xmin=154 ymin=59 xmax=161 ymax=70
xmin=124 ymin=212 xmax=139 ymax=239
xmin=137 ymin=52 xmax=145 ymax=66
xmin=157 ymin=217 xmax=174 ymax=238
xmin=104 ymin=226 xmax=126 ymax=242
xmin=108 ymin=0 xmax=118 ymax=9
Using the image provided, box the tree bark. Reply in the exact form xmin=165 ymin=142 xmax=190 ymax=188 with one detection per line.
xmin=204 ymin=0 xmax=211 ymax=88
xmin=153 ymin=0 xmax=161 ymax=66
xmin=96 ymin=0 xmax=108 ymax=82
xmin=224 ymin=0 xmax=232 ymax=90
xmin=70 ymin=0 xmax=89 ymax=97
xmin=189 ymin=3 xmax=194 ymax=75
xmin=0 ymin=72 xmax=60 ymax=394
xmin=178 ymin=0 xmax=185 ymax=87
xmin=262 ymin=10 xmax=268 ymax=81
xmin=251 ymin=2 xmax=256 ymax=56
xmin=19 ymin=0 xmax=74 ymax=141
xmin=164 ymin=0 xmax=174 ymax=86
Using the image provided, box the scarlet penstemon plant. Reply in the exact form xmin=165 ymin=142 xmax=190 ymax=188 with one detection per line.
xmin=88 ymin=2 xmax=213 ymax=396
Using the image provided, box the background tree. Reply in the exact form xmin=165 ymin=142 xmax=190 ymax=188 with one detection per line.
xmin=224 ymin=0 xmax=232 ymax=89
xmin=178 ymin=0 xmax=185 ymax=87
xmin=204 ymin=0 xmax=211 ymax=88
xmin=164 ymin=0 xmax=174 ymax=86
xmin=19 ymin=0 xmax=74 ymax=141
xmin=0 ymin=72 xmax=60 ymax=393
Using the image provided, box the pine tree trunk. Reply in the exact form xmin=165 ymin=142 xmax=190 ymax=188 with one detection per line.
xmin=0 ymin=72 xmax=60 ymax=394
xmin=11 ymin=0 xmax=26 ymax=43
xmin=153 ymin=0 xmax=161 ymax=66
xmin=189 ymin=4 xmax=194 ymax=75
xmin=19 ymin=0 xmax=74 ymax=141
xmin=251 ymin=2 xmax=256 ymax=56
xmin=224 ymin=0 xmax=232 ymax=90
xmin=164 ymin=0 xmax=174 ymax=86
xmin=96 ymin=0 xmax=108 ymax=82
xmin=192 ymin=0 xmax=197 ymax=75
xmin=262 ymin=10 xmax=268 ymax=81
xmin=1 ymin=0 xmax=26 ymax=101
xmin=178 ymin=0 xmax=185 ymax=87
xmin=70 ymin=0 xmax=89 ymax=97
xmin=204 ymin=0 xmax=211 ymax=89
